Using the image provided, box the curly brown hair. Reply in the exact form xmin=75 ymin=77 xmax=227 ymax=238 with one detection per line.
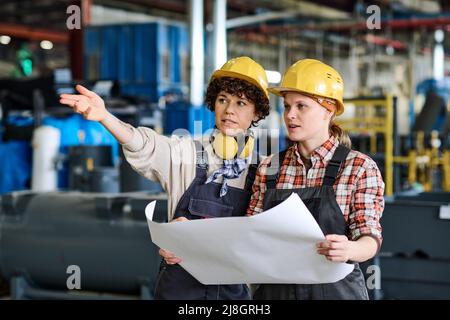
xmin=205 ymin=77 xmax=270 ymax=126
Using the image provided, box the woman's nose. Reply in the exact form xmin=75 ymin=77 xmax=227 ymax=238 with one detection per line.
xmin=286 ymin=107 xmax=297 ymax=119
xmin=225 ymin=103 xmax=236 ymax=114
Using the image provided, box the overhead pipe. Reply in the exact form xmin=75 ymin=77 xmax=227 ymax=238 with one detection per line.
xmin=0 ymin=22 xmax=68 ymax=43
xmin=117 ymin=0 xmax=186 ymax=13
xmin=226 ymin=11 xmax=297 ymax=29
xmin=233 ymin=15 xmax=450 ymax=34
xmin=364 ymin=34 xmax=407 ymax=50
xmin=232 ymin=30 xmax=409 ymax=52
xmin=226 ymin=15 xmax=450 ymax=52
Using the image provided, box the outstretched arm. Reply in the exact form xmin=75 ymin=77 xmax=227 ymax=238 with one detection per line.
xmin=59 ymin=84 xmax=134 ymax=144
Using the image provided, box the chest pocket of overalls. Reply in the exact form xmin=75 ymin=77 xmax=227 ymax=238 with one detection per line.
xmin=188 ymin=198 xmax=234 ymax=219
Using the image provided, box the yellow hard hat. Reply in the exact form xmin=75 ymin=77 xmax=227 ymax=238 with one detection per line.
xmin=210 ymin=56 xmax=269 ymax=100
xmin=269 ymin=59 xmax=345 ymax=115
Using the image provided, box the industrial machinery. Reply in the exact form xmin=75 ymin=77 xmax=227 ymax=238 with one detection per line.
xmin=338 ymin=95 xmax=396 ymax=195
xmin=394 ymin=131 xmax=450 ymax=192
xmin=0 ymin=191 xmax=168 ymax=299
xmin=68 ymin=145 xmax=118 ymax=193
xmin=339 ymin=94 xmax=450 ymax=195
xmin=376 ymin=192 xmax=450 ymax=299
xmin=394 ymin=88 xmax=450 ymax=192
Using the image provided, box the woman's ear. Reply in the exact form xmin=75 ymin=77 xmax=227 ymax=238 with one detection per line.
xmin=323 ymin=108 xmax=333 ymax=121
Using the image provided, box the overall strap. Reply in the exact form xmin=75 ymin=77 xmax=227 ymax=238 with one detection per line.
xmin=323 ymin=144 xmax=350 ymax=186
xmin=244 ymin=153 xmax=261 ymax=191
xmin=194 ymin=140 xmax=208 ymax=178
xmin=265 ymin=150 xmax=288 ymax=190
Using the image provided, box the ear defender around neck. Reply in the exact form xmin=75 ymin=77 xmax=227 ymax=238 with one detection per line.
xmin=212 ymin=132 xmax=255 ymax=160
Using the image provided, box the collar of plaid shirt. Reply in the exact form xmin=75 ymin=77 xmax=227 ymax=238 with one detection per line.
xmin=291 ymin=135 xmax=339 ymax=165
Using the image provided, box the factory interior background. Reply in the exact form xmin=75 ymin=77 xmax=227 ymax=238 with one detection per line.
xmin=0 ymin=0 xmax=450 ymax=300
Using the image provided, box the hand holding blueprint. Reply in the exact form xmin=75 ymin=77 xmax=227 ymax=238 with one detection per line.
xmin=145 ymin=193 xmax=354 ymax=285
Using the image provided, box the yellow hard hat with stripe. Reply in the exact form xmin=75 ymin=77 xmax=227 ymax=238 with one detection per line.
xmin=269 ymin=59 xmax=345 ymax=115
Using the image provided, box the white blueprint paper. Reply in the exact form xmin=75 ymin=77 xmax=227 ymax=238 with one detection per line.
xmin=145 ymin=193 xmax=354 ymax=285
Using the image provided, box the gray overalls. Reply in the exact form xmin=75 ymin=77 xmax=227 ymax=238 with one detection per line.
xmin=154 ymin=140 xmax=258 ymax=300
xmin=253 ymin=145 xmax=369 ymax=300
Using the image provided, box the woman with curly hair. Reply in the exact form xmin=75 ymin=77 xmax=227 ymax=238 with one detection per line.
xmin=59 ymin=56 xmax=270 ymax=300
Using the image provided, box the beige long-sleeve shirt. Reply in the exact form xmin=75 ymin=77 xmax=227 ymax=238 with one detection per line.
xmin=121 ymin=125 xmax=255 ymax=221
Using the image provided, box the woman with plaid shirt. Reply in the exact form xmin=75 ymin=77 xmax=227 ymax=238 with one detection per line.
xmin=248 ymin=59 xmax=385 ymax=300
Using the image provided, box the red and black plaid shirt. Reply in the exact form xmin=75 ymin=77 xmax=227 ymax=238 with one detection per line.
xmin=247 ymin=136 xmax=385 ymax=247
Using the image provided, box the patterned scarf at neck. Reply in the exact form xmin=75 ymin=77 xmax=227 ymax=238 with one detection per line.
xmin=205 ymin=157 xmax=248 ymax=197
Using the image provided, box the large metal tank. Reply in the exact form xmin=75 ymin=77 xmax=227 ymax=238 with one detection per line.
xmin=378 ymin=197 xmax=450 ymax=299
xmin=68 ymin=145 xmax=121 ymax=193
xmin=0 ymin=191 xmax=168 ymax=299
xmin=119 ymin=148 xmax=162 ymax=193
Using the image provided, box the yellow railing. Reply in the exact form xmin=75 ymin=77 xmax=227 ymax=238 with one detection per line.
xmin=338 ymin=95 xmax=394 ymax=195
xmin=339 ymin=95 xmax=450 ymax=194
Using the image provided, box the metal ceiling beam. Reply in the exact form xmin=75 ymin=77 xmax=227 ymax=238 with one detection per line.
xmin=226 ymin=0 xmax=350 ymax=29
xmin=394 ymin=0 xmax=441 ymax=13
xmin=226 ymin=11 xmax=297 ymax=29
xmin=273 ymin=0 xmax=350 ymax=19
xmin=94 ymin=0 xmax=186 ymax=14
xmin=0 ymin=3 xmax=67 ymax=19
xmin=226 ymin=0 xmax=281 ymax=13
xmin=0 ymin=22 xmax=69 ymax=43
xmin=234 ymin=15 xmax=450 ymax=34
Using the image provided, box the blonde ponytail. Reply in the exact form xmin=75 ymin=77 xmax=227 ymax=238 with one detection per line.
xmin=329 ymin=121 xmax=352 ymax=149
